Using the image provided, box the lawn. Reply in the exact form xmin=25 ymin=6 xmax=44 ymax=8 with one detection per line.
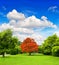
xmin=0 ymin=53 xmax=59 ymax=65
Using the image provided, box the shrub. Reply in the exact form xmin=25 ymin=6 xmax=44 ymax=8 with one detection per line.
xmin=6 ymin=49 xmax=10 ymax=54
xmin=42 ymin=48 xmax=51 ymax=55
xmin=52 ymin=46 xmax=59 ymax=56
xmin=10 ymin=48 xmax=18 ymax=55
xmin=41 ymin=44 xmax=51 ymax=55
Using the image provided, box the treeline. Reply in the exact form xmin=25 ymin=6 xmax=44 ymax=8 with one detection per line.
xmin=39 ymin=34 xmax=59 ymax=56
xmin=0 ymin=29 xmax=59 ymax=57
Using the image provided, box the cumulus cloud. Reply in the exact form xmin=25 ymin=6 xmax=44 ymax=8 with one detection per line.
xmin=13 ymin=33 xmax=44 ymax=45
xmin=41 ymin=16 xmax=48 ymax=20
xmin=7 ymin=9 xmax=25 ymax=20
xmin=0 ymin=23 xmax=34 ymax=34
xmin=13 ymin=28 xmax=34 ymax=34
xmin=0 ymin=23 xmax=13 ymax=32
xmin=0 ymin=9 xmax=57 ymax=45
xmin=7 ymin=9 xmax=57 ymax=28
xmin=18 ymin=15 xmax=57 ymax=28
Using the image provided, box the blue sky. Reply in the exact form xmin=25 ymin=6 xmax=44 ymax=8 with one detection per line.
xmin=0 ymin=0 xmax=59 ymax=44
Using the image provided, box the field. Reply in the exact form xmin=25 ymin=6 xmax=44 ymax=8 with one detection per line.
xmin=0 ymin=53 xmax=59 ymax=65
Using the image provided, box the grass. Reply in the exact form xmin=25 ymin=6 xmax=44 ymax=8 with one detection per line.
xmin=0 ymin=53 xmax=59 ymax=65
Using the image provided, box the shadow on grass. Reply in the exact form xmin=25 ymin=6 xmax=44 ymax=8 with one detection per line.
xmin=0 ymin=54 xmax=16 ymax=58
xmin=22 ymin=53 xmax=44 ymax=56
xmin=0 ymin=55 xmax=11 ymax=58
xmin=0 ymin=53 xmax=53 ymax=58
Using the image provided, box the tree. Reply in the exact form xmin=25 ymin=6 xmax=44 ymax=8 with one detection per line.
xmin=21 ymin=38 xmax=38 ymax=55
xmin=53 ymin=38 xmax=59 ymax=46
xmin=42 ymin=34 xmax=58 ymax=55
xmin=52 ymin=46 xmax=59 ymax=56
xmin=0 ymin=29 xmax=18 ymax=57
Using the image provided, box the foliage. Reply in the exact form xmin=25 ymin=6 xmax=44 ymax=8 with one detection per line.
xmin=53 ymin=38 xmax=59 ymax=46
xmin=0 ymin=29 xmax=19 ymax=57
xmin=21 ymin=38 xmax=38 ymax=55
xmin=19 ymin=46 xmax=22 ymax=54
xmin=14 ymin=45 xmax=22 ymax=54
xmin=10 ymin=48 xmax=18 ymax=55
xmin=52 ymin=46 xmax=59 ymax=56
xmin=6 ymin=45 xmax=22 ymax=55
xmin=17 ymin=41 xmax=22 ymax=45
xmin=42 ymin=34 xmax=58 ymax=55
xmin=38 ymin=45 xmax=42 ymax=53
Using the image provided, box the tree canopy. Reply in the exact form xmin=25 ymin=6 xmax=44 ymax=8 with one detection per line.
xmin=21 ymin=38 xmax=38 ymax=55
xmin=42 ymin=34 xmax=59 ymax=55
xmin=0 ymin=29 xmax=19 ymax=57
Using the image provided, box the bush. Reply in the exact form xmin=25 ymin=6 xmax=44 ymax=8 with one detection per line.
xmin=6 ymin=49 xmax=10 ymax=54
xmin=10 ymin=48 xmax=18 ymax=55
xmin=41 ymin=45 xmax=51 ymax=55
xmin=52 ymin=46 xmax=59 ymax=56
xmin=42 ymin=48 xmax=51 ymax=55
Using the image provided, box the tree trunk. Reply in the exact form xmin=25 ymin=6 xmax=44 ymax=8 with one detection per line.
xmin=29 ymin=53 xmax=31 ymax=56
xmin=2 ymin=52 xmax=5 ymax=58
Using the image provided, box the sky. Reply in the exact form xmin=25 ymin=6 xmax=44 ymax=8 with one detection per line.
xmin=0 ymin=0 xmax=59 ymax=45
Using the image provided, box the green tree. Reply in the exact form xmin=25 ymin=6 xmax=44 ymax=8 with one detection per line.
xmin=42 ymin=34 xmax=58 ymax=55
xmin=0 ymin=29 xmax=18 ymax=57
xmin=53 ymin=38 xmax=59 ymax=46
xmin=52 ymin=46 xmax=59 ymax=56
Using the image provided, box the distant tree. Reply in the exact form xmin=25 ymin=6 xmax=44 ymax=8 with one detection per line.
xmin=42 ymin=34 xmax=58 ymax=55
xmin=0 ymin=29 xmax=18 ymax=57
xmin=21 ymin=38 xmax=38 ymax=55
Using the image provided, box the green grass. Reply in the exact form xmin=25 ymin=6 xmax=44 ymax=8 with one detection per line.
xmin=0 ymin=53 xmax=59 ymax=65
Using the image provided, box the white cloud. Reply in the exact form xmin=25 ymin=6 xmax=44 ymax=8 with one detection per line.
xmin=7 ymin=9 xmax=25 ymax=20
xmin=0 ymin=9 xmax=57 ymax=45
xmin=0 ymin=23 xmax=45 ymax=45
xmin=13 ymin=33 xmax=44 ymax=45
xmin=0 ymin=23 xmax=34 ymax=34
xmin=13 ymin=33 xmax=28 ymax=42
xmin=18 ymin=15 xmax=57 ymax=28
xmin=30 ymin=33 xmax=44 ymax=45
xmin=7 ymin=9 xmax=57 ymax=28
xmin=41 ymin=16 xmax=48 ymax=20
xmin=0 ymin=23 xmax=13 ymax=31
xmin=13 ymin=28 xmax=34 ymax=34
xmin=9 ymin=20 xmax=16 ymax=25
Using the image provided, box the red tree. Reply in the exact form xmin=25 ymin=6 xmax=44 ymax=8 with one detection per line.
xmin=20 ymin=38 xmax=38 ymax=55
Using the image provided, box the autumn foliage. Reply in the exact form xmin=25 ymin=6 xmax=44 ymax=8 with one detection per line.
xmin=21 ymin=38 xmax=38 ymax=55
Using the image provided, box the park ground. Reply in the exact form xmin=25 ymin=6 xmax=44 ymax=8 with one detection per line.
xmin=0 ymin=53 xmax=59 ymax=65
